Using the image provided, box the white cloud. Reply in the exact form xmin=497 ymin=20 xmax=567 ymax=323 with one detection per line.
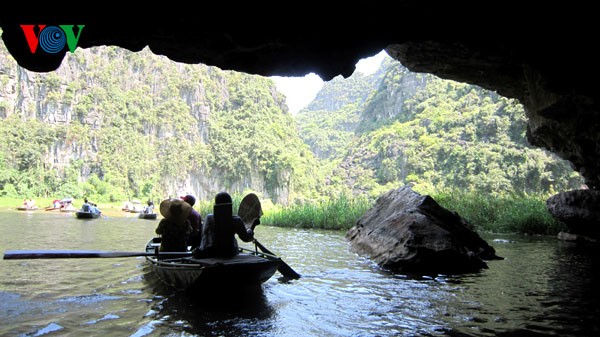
xmin=272 ymin=50 xmax=387 ymax=114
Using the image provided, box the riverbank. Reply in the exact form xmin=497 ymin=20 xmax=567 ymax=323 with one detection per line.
xmin=0 ymin=191 xmax=562 ymax=235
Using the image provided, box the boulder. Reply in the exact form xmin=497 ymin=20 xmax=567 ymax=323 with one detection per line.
xmin=547 ymin=189 xmax=600 ymax=241
xmin=346 ymin=186 xmax=502 ymax=275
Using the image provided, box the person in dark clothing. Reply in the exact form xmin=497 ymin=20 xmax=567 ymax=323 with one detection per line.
xmin=181 ymin=194 xmax=202 ymax=249
xmin=143 ymin=200 xmax=155 ymax=214
xmin=81 ymin=198 xmax=91 ymax=212
xmin=195 ymin=192 xmax=254 ymax=258
xmin=155 ymin=198 xmax=192 ymax=252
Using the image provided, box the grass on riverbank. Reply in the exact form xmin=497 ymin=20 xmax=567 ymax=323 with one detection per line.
xmin=432 ymin=191 xmax=565 ymax=235
xmin=0 ymin=191 xmax=564 ymax=235
xmin=262 ymin=195 xmax=373 ymax=230
xmin=259 ymin=191 xmax=563 ymax=235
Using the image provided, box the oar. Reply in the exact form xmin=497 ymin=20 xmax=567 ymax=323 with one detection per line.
xmin=253 ymin=239 xmax=301 ymax=280
xmin=3 ymin=250 xmax=191 ymax=260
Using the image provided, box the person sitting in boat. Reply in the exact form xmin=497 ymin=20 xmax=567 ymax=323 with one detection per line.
xmin=81 ymin=198 xmax=92 ymax=212
xmin=180 ymin=194 xmax=202 ymax=249
xmin=24 ymin=198 xmax=35 ymax=209
xmin=194 ymin=192 xmax=254 ymax=258
xmin=90 ymin=203 xmax=101 ymax=215
xmin=143 ymin=200 xmax=155 ymax=214
xmin=155 ymin=198 xmax=193 ymax=252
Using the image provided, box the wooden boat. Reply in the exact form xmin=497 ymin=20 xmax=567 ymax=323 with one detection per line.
xmin=60 ymin=205 xmax=77 ymax=213
xmin=145 ymin=237 xmax=281 ymax=291
xmin=138 ymin=213 xmax=157 ymax=220
xmin=128 ymin=200 xmax=144 ymax=213
xmin=75 ymin=211 xmax=101 ymax=219
xmin=17 ymin=205 xmax=39 ymax=211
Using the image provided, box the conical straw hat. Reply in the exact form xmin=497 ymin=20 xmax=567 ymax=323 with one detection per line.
xmin=238 ymin=193 xmax=263 ymax=227
xmin=159 ymin=198 xmax=192 ymax=224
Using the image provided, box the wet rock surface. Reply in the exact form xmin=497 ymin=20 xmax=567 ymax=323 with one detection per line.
xmin=547 ymin=189 xmax=600 ymax=242
xmin=346 ymin=186 xmax=502 ymax=275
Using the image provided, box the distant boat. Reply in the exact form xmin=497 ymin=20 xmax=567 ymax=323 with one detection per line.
xmin=128 ymin=200 xmax=144 ymax=213
xmin=138 ymin=213 xmax=157 ymax=220
xmin=59 ymin=204 xmax=77 ymax=212
xmin=17 ymin=205 xmax=39 ymax=211
xmin=46 ymin=198 xmax=76 ymax=212
xmin=75 ymin=211 xmax=101 ymax=219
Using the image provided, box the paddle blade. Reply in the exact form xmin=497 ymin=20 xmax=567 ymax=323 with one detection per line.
xmin=254 ymin=239 xmax=301 ymax=280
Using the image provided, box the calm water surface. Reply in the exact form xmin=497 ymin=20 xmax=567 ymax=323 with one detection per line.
xmin=0 ymin=209 xmax=598 ymax=337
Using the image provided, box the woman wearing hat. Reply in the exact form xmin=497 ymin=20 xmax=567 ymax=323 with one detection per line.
xmin=195 ymin=192 xmax=255 ymax=258
xmin=155 ymin=198 xmax=193 ymax=252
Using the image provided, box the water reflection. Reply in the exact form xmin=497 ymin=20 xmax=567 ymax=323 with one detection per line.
xmin=140 ymin=264 xmax=276 ymax=336
xmin=540 ymin=240 xmax=600 ymax=337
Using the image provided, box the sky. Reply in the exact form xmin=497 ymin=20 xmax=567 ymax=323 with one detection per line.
xmin=271 ymin=50 xmax=388 ymax=114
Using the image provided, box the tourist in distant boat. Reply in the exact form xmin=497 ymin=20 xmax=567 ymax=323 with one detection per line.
xmin=23 ymin=198 xmax=35 ymax=209
xmin=180 ymin=194 xmax=202 ymax=249
xmin=143 ymin=200 xmax=155 ymax=214
xmin=90 ymin=203 xmax=101 ymax=215
xmin=81 ymin=198 xmax=92 ymax=212
xmin=155 ymin=198 xmax=192 ymax=252
xmin=194 ymin=192 xmax=254 ymax=258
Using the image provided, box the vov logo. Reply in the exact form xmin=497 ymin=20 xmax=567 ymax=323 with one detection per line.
xmin=20 ymin=25 xmax=85 ymax=54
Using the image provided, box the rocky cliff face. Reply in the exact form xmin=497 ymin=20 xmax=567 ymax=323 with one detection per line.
xmin=387 ymin=42 xmax=600 ymax=190
xmin=0 ymin=44 xmax=296 ymax=203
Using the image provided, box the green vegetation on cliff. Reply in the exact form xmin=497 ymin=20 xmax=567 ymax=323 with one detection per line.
xmin=297 ymin=55 xmax=582 ymax=200
xmin=0 ymin=43 xmax=320 ymax=204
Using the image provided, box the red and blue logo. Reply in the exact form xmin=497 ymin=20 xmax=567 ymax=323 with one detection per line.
xmin=20 ymin=25 xmax=85 ymax=54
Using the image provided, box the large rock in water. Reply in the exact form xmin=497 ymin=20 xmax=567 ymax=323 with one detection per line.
xmin=547 ymin=189 xmax=600 ymax=242
xmin=346 ymin=186 xmax=502 ymax=275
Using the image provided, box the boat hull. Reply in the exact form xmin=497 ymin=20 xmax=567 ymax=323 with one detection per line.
xmin=17 ymin=206 xmax=39 ymax=211
xmin=145 ymin=238 xmax=280 ymax=290
xmin=138 ymin=213 xmax=157 ymax=220
xmin=75 ymin=211 xmax=101 ymax=219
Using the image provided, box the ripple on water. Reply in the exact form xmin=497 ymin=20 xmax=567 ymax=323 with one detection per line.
xmin=29 ymin=322 xmax=64 ymax=337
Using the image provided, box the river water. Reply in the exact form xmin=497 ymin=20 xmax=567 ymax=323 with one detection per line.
xmin=0 ymin=209 xmax=598 ymax=337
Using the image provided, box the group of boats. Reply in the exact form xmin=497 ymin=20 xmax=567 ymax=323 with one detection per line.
xmin=17 ymin=198 xmax=76 ymax=212
xmin=122 ymin=200 xmax=157 ymax=220
xmin=4 ymin=193 xmax=300 ymax=292
xmin=16 ymin=198 xmax=158 ymax=220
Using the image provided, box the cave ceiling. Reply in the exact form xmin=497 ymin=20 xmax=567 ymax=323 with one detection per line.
xmin=0 ymin=5 xmax=595 ymax=100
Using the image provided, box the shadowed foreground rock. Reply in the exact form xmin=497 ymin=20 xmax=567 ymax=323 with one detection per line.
xmin=346 ymin=186 xmax=502 ymax=275
xmin=547 ymin=189 xmax=600 ymax=242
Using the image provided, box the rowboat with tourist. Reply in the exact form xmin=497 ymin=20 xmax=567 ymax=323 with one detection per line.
xmin=144 ymin=236 xmax=282 ymax=290
xmin=45 ymin=198 xmax=77 ymax=212
xmin=144 ymin=193 xmax=299 ymax=290
xmin=75 ymin=199 xmax=102 ymax=219
xmin=17 ymin=198 xmax=38 ymax=211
